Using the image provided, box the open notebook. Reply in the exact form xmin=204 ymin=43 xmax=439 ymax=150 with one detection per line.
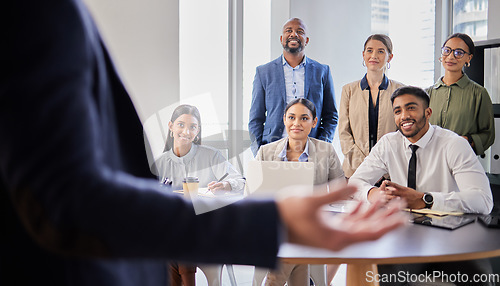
xmin=173 ymin=187 xmax=240 ymax=198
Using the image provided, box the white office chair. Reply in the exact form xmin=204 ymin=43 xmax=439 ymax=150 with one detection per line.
xmin=253 ymin=265 xmax=327 ymax=286
xmin=225 ymin=264 xmax=238 ymax=286
xmin=197 ymin=265 xmax=223 ymax=286
xmin=197 ymin=264 xmax=238 ymax=286
xmin=252 ymin=267 xmax=269 ymax=286
xmin=309 ymin=264 xmax=328 ymax=286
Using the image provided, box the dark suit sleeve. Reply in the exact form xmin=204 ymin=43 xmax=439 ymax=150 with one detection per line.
xmin=317 ymin=65 xmax=337 ymax=142
xmin=0 ymin=0 xmax=280 ymax=268
xmin=248 ymin=67 xmax=267 ymax=156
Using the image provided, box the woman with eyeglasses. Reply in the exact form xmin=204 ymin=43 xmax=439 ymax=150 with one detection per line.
xmin=427 ymin=33 xmax=494 ymax=155
xmin=339 ymin=34 xmax=404 ymax=178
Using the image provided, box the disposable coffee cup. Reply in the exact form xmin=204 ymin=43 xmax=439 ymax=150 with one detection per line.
xmin=182 ymin=177 xmax=199 ymax=199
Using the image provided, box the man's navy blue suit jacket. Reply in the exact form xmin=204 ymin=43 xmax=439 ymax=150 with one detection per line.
xmin=0 ymin=1 xmax=280 ymax=285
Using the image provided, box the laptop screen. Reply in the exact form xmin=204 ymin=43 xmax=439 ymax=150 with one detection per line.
xmin=245 ymin=160 xmax=315 ymax=197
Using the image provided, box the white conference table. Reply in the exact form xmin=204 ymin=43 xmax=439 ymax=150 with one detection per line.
xmin=278 ymin=214 xmax=500 ymax=286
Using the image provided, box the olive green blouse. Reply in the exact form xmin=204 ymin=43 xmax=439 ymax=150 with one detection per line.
xmin=427 ymin=73 xmax=495 ymax=155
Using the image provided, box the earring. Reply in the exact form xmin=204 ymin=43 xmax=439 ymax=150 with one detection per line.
xmin=465 ymin=62 xmax=470 ymax=67
xmin=169 ymin=131 xmax=173 ymax=137
xmin=362 ymin=60 xmax=366 ymax=67
xmin=438 ymin=57 xmax=442 ymax=63
xmin=386 ymin=62 xmax=391 ymax=69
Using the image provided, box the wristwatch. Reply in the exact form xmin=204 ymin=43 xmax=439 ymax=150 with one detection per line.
xmin=466 ymin=134 xmax=473 ymax=144
xmin=422 ymin=193 xmax=434 ymax=209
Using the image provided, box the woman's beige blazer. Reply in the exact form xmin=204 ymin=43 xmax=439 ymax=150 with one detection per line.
xmin=255 ymin=137 xmax=344 ymax=185
xmin=339 ymin=79 xmax=404 ymax=177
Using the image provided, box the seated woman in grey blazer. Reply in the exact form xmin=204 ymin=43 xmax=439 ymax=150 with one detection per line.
xmin=256 ymin=98 xmax=344 ymax=286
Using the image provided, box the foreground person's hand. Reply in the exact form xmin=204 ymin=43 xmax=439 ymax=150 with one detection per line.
xmin=276 ymin=181 xmax=407 ymax=251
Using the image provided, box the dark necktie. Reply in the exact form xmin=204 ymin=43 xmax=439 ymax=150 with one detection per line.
xmin=407 ymin=144 xmax=419 ymax=189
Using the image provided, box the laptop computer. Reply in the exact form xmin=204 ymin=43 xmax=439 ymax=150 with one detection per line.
xmin=245 ymin=160 xmax=315 ymax=197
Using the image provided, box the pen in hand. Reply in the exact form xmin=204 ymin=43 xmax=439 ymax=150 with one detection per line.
xmin=208 ymin=173 xmax=229 ymax=192
xmin=217 ymin=173 xmax=229 ymax=183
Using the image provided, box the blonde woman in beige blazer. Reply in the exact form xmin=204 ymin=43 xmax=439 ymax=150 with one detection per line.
xmin=339 ymin=34 xmax=404 ymax=178
xmin=255 ymin=98 xmax=344 ymax=286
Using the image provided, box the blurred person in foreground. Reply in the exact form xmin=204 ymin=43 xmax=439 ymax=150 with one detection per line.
xmin=0 ymin=1 xmax=406 ymax=285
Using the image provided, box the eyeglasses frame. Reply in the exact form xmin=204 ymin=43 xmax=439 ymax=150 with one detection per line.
xmin=441 ymin=46 xmax=471 ymax=59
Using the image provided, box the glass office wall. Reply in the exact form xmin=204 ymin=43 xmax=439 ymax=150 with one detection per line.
xmin=452 ymin=0 xmax=490 ymax=171
xmin=371 ymin=0 xmax=389 ymax=34
xmin=179 ymin=0 xmax=229 ymax=141
xmin=242 ymin=0 xmax=271 ymax=133
xmin=240 ymin=0 xmax=272 ymax=171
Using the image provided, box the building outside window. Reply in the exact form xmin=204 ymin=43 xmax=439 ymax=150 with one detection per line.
xmin=371 ymin=0 xmax=436 ymax=88
xmin=453 ymin=0 xmax=488 ymax=41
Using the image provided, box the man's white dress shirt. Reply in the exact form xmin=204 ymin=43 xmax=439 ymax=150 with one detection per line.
xmin=282 ymin=55 xmax=306 ymax=138
xmin=350 ymin=124 xmax=493 ymax=214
